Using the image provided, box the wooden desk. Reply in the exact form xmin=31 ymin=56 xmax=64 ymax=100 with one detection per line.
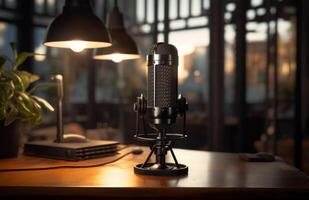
xmin=0 ymin=146 xmax=308 ymax=199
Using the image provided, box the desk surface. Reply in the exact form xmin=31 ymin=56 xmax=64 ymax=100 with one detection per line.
xmin=0 ymin=146 xmax=308 ymax=199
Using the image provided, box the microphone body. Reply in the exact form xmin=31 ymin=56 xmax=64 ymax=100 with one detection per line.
xmin=147 ymin=43 xmax=179 ymax=125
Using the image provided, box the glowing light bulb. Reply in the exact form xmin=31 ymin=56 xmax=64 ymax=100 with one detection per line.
xmin=34 ymin=46 xmax=46 ymax=62
xmin=111 ymin=53 xmax=123 ymax=63
xmin=69 ymin=40 xmax=86 ymax=53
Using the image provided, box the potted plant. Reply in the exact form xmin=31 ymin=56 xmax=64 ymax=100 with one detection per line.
xmin=0 ymin=44 xmax=54 ymax=158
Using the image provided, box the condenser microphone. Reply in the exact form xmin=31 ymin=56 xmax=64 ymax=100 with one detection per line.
xmin=147 ymin=43 xmax=179 ymax=125
xmin=133 ymin=43 xmax=189 ymax=176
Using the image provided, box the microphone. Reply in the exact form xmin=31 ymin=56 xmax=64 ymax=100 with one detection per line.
xmin=133 ymin=43 xmax=188 ymax=176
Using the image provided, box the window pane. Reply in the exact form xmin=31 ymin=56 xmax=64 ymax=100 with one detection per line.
xmin=158 ymin=0 xmax=164 ymax=21
xmin=224 ymin=24 xmax=236 ymax=116
xmin=192 ymin=0 xmax=201 ymax=16
xmin=35 ymin=0 xmax=45 ymax=14
xmin=147 ymin=0 xmax=154 ymax=23
xmin=0 ymin=22 xmax=17 ymax=64
xmin=47 ymin=0 xmax=56 ymax=15
xmin=169 ymin=0 xmax=177 ymax=19
xmin=180 ymin=0 xmax=189 ymax=18
xmin=246 ymin=22 xmax=267 ymax=105
xmin=136 ymin=0 xmax=145 ymax=22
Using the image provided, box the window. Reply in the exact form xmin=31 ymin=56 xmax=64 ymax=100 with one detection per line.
xmin=0 ymin=22 xmax=17 ymax=63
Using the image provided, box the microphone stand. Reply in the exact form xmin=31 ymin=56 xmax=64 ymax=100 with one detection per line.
xmin=133 ymin=94 xmax=188 ymax=176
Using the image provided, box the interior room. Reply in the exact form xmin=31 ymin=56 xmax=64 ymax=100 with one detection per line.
xmin=0 ymin=0 xmax=308 ymax=199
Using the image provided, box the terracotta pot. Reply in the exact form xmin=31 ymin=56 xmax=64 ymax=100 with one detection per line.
xmin=0 ymin=121 xmax=21 ymax=158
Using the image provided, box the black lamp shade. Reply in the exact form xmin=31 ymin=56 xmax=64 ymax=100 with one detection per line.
xmin=94 ymin=7 xmax=140 ymax=62
xmin=44 ymin=0 xmax=111 ymax=51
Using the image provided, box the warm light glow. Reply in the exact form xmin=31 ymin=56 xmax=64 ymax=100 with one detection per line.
xmin=0 ymin=22 xmax=7 ymax=31
xmin=281 ymin=63 xmax=290 ymax=76
xmin=111 ymin=53 xmax=123 ymax=63
xmin=34 ymin=46 xmax=46 ymax=61
xmin=93 ymin=53 xmax=140 ymax=63
xmin=68 ymin=40 xmax=86 ymax=52
xmin=178 ymin=55 xmax=189 ymax=84
xmin=34 ymin=54 xmax=46 ymax=62
xmin=225 ymin=62 xmax=234 ymax=75
xmin=194 ymin=69 xmax=201 ymax=77
xmin=177 ymin=45 xmax=195 ymax=84
xmin=44 ymin=40 xmax=111 ymax=51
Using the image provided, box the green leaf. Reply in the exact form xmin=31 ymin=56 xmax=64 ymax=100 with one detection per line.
xmin=28 ymin=82 xmax=56 ymax=94
xmin=32 ymin=95 xmax=54 ymax=112
xmin=25 ymin=99 xmax=41 ymax=127
xmin=13 ymin=52 xmax=32 ymax=70
xmin=0 ymin=80 xmax=15 ymax=100
xmin=16 ymin=100 xmax=32 ymax=115
xmin=14 ymin=92 xmax=42 ymax=127
xmin=7 ymin=80 xmax=15 ymax=99
xmin=7 ymin=72 xmax=24 ymax=91
xmin=17 ymin=91 xmax=31 ymax=101
xmin=15 ymin=71 xmax=39 ymax=90
xmin=32 ymin=99 xmax=42 ymax=110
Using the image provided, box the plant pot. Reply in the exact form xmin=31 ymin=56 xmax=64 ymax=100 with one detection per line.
xmin=0 ymin=121 xmax=21 ymax=158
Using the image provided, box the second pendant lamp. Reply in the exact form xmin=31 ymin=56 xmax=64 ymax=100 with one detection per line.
xmin=94 ymin=5 xmax=140 ymax=63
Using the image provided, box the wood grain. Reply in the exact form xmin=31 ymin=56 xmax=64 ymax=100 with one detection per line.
xmin=0 ymin=146 xmax=308 ymax=199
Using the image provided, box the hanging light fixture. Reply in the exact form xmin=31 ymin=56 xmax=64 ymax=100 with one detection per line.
xmin=44 ymin=0 xmax=111 ymax=53
xmin=93 ymin=4 xmax=140 ymax=62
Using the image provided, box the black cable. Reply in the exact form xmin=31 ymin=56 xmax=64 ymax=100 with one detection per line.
xmin=0 ymin=148 xmax=143 ymax=172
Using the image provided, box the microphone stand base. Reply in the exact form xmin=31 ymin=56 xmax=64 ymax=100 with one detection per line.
xmin=134 ymin=163 xmax=188 ymax=176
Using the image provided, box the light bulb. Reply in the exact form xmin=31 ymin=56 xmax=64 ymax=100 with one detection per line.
xmin=68 ymin=40 xmax=86 ymax=53
xmin=111 ymin=53 xmax=123 ymax=63
xmin=34 ymin=46 xmax=46 ymax=62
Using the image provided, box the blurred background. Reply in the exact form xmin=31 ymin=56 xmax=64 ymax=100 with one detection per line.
xmin=0 ymin=0 xmax=308 ymax=173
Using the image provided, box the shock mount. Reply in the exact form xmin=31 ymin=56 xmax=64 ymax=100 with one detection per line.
xmin=133 ymin=94 xmax=188 ymax=176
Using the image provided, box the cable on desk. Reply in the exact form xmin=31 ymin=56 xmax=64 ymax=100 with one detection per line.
xmin=0 ymin=147 xmax=143 ymax=172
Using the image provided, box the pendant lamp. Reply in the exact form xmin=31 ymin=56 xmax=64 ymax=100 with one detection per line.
xmin=44 ymin=0 xmax=111 ymax=52
xmin=93 ymin=5 xmax=140 ymax=62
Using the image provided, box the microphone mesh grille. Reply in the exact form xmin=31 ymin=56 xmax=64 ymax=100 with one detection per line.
xmin=148 ymin=64 xmax=177 ymax=108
